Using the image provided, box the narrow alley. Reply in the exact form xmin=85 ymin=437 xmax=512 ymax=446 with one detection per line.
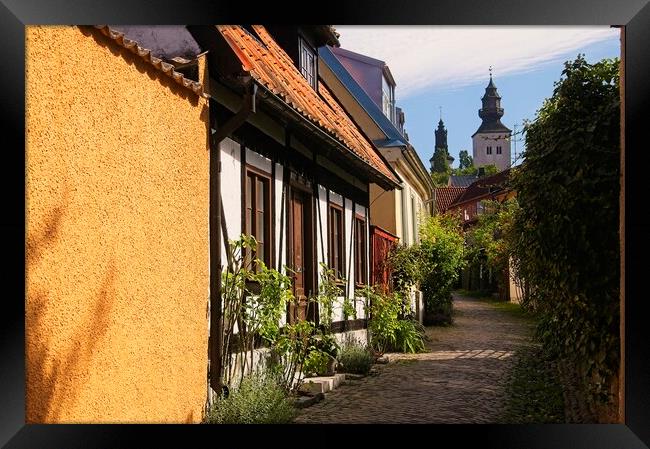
xmin=294 ymin=293 xmax=534 ymax=423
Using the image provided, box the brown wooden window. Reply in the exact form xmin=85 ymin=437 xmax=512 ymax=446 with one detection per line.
xmin=355 ymin=216 xmax=366 ymax=285
xmin=328 ymin=204 xmax=344 ymax=279
xmin=245 ymin=167 xmax=271 ymax=271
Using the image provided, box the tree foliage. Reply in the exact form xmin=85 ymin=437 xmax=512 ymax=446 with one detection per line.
xmin=458 ymin=150 xmax=473 ymax=169
xmin=466 ymin=197 xmax=519 ymax=291
xmin=452 ymin=164 xmax=498 ymax=177
xmin=418 ymin=214 xmax=467 ymax=323
xmin=431 ymin=146 xmax=451 ymax=173
xmin=510 ymin=55 xmax=620 ymax=404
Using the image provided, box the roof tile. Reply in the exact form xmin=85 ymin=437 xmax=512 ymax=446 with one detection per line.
xmin=435 ymin=187 xmax=466 ymax=214
xmin=93 ymin=25 xmax=207 ymax=98
xmin=216 ymin=25 xmax=399 ymax=186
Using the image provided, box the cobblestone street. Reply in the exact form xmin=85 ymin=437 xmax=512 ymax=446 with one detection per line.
xmin=294 ymin=293 xmax=534 ymax=423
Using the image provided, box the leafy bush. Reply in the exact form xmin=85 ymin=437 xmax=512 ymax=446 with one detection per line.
xmin=310 ymin=332 xmax=340 ymax=359
xmin=395 ymin=319 xmax=426 ymax=353
xmin=302 ymin=349 xmax=332 ymax=377
xmin=418 ymin=215 xmax=466 ymax=324
xmin=273 ymin=318 xmax=315 ymax=391
xmin=510 ymin=55 xmax=620 ymax=407
xmin=366 ymin=287 xmax=425 ymax=354
xmin=219 ymin=235 xmax=293 ymax=390
xmin=317 ymin=263 xmax=342 ymax=329
xmin=205 ymin=371 xmax=296 ymax=424
xmin=389 ymin=244 xmax=422 ymax=294
xmin=388 ymin=215 xmax=466 ymax=325
xmin=337 ymin=344 xmax=374 ymax=375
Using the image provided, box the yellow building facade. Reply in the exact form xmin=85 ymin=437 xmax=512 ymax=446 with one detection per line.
xmin=25 ymin=26 xmax=210 ymax=423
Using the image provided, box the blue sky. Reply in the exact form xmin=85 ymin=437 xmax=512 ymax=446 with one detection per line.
xmin=335 ymin=26 xmax=621 ymax=168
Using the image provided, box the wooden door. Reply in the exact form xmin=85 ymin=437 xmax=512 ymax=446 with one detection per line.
xmin=289 ymin=189 xmax=314 ymax=323
xmin=292 ymin=192 xmax=306 ymax=301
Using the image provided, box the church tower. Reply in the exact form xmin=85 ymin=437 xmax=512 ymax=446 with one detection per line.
xmin=430 ymin=116 xmax=453 ymax=172
xmin=472 ymin=70 xmax=512 ymax=171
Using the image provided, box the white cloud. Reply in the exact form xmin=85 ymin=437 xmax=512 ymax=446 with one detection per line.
xmin=335 ymin=26 xmax=619 ymax=97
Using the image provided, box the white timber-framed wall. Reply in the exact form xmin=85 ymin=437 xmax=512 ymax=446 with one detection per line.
xmin=211 ymin=77 xmax=374 ymax=387
xmin=219 ymin=138 xmax=371 ymax=338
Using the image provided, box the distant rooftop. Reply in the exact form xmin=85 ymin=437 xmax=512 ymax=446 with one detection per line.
xmin=448 ymin=175 xmax=478 ymax=188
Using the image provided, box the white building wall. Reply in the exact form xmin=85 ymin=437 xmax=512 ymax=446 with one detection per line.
xmin=472 ymin=132 xmax=511 ymax=170
xmin=219 ymin=152 xmax=369 ymax=352
xmin=220 ymin=138 xmax=242 ymax=259
xmin=395 ymin=185 xmax=403 ymax=242
xmin=246 ymin=148 xmax=272 ymax=173
xmin=274 ymin=162 xmax=285 ymax=272
xmin=316 ymin=184 xmax=328 ymax=279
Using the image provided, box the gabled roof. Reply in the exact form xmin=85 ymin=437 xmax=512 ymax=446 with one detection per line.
xmin=216 ymin=25 xmax=400 ymax=187
xmin=93 ymin=26 xmax=206 ymax=98
xmin=435 ymin=186 xmax=466 ymax=214
xmin=448 ymin=168 xmax=512 ymax=208
xmin=319 ymin=46 xmax=408 ymax=149
xmin=448 ymin=175 xmax=478 ymax=188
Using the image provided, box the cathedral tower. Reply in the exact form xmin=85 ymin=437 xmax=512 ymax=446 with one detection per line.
xmin=430 ymin=117 xmax=453 ymax=173
xmin=472 ymin=70 xmax=511 ymax=171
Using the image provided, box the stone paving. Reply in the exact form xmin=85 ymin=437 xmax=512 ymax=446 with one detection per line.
xmin=293 ymin=293 xmax=534 ymax=423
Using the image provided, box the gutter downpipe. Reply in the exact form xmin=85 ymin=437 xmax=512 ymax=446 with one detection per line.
xmin=209 ymin=79 xmax=257 ymax=396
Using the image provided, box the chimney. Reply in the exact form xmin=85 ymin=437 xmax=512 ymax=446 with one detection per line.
xmin=477 ymin=167 xmax=485 ymax=177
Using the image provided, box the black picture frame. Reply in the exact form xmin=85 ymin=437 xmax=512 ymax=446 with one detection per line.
xmin=3 ymin=1 xmax=649 ymax=447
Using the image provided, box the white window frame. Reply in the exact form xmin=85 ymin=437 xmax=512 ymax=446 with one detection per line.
xmin=298 ymin=37 xmax=317 ymax=89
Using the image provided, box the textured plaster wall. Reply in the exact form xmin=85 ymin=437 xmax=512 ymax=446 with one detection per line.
xmin=25 ymin=26 xmax=210 ymax=423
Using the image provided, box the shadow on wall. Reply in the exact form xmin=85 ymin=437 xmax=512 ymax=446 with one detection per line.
xmin=26 ymin=192 xmax=117 ymax=423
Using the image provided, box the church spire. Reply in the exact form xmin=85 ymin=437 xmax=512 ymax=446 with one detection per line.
xmin=430 ymin=110 xmax=452 ymax=172
xmin=474 ymin=69 xmax=511 ymax=135
xmin=435 ymin=114 xmax=448 ymax=150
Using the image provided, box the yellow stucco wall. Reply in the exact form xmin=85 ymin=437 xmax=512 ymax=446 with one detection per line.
xmin=25 ymin=26 xmax=210 ymax=423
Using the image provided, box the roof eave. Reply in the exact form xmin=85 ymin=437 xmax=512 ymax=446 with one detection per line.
xmin=254 ymin=81 xmax=400 ymax=190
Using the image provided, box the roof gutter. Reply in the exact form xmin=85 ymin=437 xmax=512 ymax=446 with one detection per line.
xmin=209 ymin=78 xmax=257 ymax=396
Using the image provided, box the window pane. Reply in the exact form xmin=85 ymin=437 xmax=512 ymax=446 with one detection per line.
xmin=246 ymin=175 xmax=253 ymax=236
xmin=299 ymin=38 xmax=316 ymax=89
xmin=257 ymin=179 xmax=265 ymax=212
xmin=256 ymin=211 xmax=264 ymax=241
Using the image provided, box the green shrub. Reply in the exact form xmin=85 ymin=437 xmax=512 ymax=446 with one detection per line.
xmin=366 ymin=287 xmax=425 ymax=354
xmin=419 ymin=215 xmax=466 ymax=324
xmin=205 ymin=372 xmax=296 ymax=424
xmin=395 ymin=319 xmax=426 ymax=353
xmin=510 ymin=55 xmax=620 ymax=405
xmin=337 ymin=344 xmax=374 ymax=375
xmin=302 ymin=349 xmax=332 ymax=377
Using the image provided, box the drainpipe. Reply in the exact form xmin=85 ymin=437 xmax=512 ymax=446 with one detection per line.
xmin=209 ymin=78 xmax=257 ymax=396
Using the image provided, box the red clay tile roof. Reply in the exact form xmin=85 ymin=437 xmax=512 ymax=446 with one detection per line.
xmin=448 ymin=168 xmax=512 ymax=208
xmin=216 ymin=25 xmax=400 ymax=186
xmin=435 ymin=186 xmax=466 ymax=214
xmin=93 ymin=25 xmax=207 ymax=98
